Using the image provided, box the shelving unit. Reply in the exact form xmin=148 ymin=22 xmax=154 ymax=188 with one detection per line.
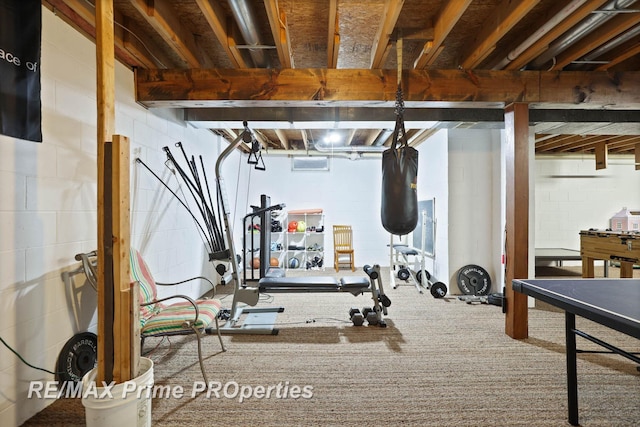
xmin=271 ymin=211 xmax=325 ymax=270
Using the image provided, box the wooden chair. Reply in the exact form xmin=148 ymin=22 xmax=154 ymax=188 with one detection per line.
xmin=129 ymin=248 xmax=225 ymax=383
xmin=333 ymin=225 xmax=355 ymax=272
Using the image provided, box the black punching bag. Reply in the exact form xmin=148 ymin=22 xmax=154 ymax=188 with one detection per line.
xmin=380 ymin=94 xmax=418 ymax=235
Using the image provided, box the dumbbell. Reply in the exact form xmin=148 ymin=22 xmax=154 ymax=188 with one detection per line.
xmin=377 ymin=290 xmax=392 ymax=307
xmin=349 ymin=307 xmax=364 ymax=326
xmin=362 ymin=307 xmax=379 ymax=326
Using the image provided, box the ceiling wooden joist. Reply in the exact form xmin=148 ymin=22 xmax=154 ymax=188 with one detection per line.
xmin=135 ymin=68 xmax=640 ymax=109
xmin=45 ymin=0 xmax=640 ymax=156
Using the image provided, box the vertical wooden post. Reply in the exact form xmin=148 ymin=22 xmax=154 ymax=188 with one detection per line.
xmin=96 ymin=0 xmax=115 ymax=384
xmin=504 ymin=103 xmax=529 ymax=339
xmin=96 ymin=1 xmax=135 ymax=383
xmin=112 ymin=135 xmax=137 ymax=382
xmin=634 ymin=143 xmax=640 ymax=171
xmin=595 ymin=141 xmax=608 ymax=170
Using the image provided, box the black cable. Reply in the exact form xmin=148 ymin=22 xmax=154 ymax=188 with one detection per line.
xmin=200 ymin=155 xmax=226 ymax=251
xmin=164 ymin=146 xmax=214 ymax=247
xmin=0 ymin=335 xmax=62 ymax=375
xmin=135 ymin=158 xmax=214 ymax=254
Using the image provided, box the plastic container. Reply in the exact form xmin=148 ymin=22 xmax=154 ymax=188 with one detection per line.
xmin=82 ymin=357 xmax=154 ymax=427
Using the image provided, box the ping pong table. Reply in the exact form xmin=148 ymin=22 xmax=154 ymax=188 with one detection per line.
xmin=512 ymin=278 xmax=640 ymax=426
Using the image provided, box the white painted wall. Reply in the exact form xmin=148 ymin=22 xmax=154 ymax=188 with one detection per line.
xmin=243 ymin=154 xmax=388 ymax=266
xmin=233 ymin=129 xmax=450 ymax=275
xmin=414 ymin=130 xmax=449 ymax=283
xmin=0 ymin=8 xmax=228 ymax=426
xmin=448 ymin=129 xmax=504 ymax=293
xmin=535 ymin=155 xmax=640 ymax=250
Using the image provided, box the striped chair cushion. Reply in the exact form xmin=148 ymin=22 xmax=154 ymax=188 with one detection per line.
xmin=130 ymin=247 xmax=222 ymax=335
xmin=141 ymin=298 xmax=222 ymax=336
xmin=130 ymin=248 xmax=164 ymax=322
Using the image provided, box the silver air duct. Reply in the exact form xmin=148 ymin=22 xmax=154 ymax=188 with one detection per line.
xmin=227 ymin=0 xmax=268 ymax=67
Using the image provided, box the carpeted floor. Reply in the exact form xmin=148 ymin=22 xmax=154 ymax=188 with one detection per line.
xmin=22 ymin=266 xmax=640 ymax=426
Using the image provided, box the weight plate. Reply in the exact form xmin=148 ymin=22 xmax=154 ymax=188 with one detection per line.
xmin=430 ymin=282 xmax=447 ymax=299
xmin=456 ymin=264 xmax=492 ymax=296
xmin=56 ymin=332 xmax=97 ymax=382
xmin=397 ymin=268 xmax=410 ymax=281
xmin=416 ymin=269 xmax=430 ymax=283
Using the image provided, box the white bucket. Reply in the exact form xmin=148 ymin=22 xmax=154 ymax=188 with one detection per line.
xmin=82 ymin=357 xmax=154 ymax=427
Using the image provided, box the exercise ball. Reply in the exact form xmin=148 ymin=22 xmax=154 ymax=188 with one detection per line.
xmin=296 ymin=220 xmax=306 ymax=232
xmin=270 ymin=257 xmax=279 ymax=267
xmin=289 ymin=257 xmax=300 ymax=269
xmin=252 ymin=257 xmax=260 ymax=269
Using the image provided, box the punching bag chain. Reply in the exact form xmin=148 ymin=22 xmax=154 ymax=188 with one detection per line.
xmin=393 ymin=37 xmax=407 ymax=149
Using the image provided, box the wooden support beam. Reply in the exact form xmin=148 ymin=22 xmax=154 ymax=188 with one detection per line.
xmin=635 ymin=143 xmax=640 ymax=171
xmin=504 ymin=0 xmax=609 ymax=70
xmin=118 ymin=14 xmax=174 ymax=68
xmin=552 ymin=11 xmax=640 ymax=70
xmin=596 ymin=43 xmax=640 ymax=71
xmin=460 ymin=0 xmax=540 ymax=69
xmin=265 ymin=0 xmax=294 ymax=68
xmin=135 ymin=68 xmax=640 ymax=109
xmin=595 ymin=141 xmax=608 ymax=170
xmin=504 ymin=102 xmax=529 ymax=340
xmin=414 ymin=0 xmax=472 ymax=69
xmin=44 ymin=0 xmax=157 ymax=68
xmin=111 ymin=135 xmax=136 ymax=382
xmin=345 ymin=128 xmax=357 ymax=146
xmin=327 ymin=0 xmax=339 ymax=68
xmin=96 ymin=1 xmax=135 ymax=384
xmin=370 ymin=0 xmax=404 ymax=68
xmin=275 ymin=129 xmax=289 ymax=150
xmin=131 ymin=0 xmax=212 ymax=68
xmin=96 ymin=0 xmax=115 ymax=384
xmin=364 ymin=129 xmax=381 ymax=146
xmin=195 ymin=0 xmax=248 ymax=68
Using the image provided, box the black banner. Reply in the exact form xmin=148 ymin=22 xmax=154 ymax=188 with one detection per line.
xmin=0 ymin=0 xmax=42 ymax=142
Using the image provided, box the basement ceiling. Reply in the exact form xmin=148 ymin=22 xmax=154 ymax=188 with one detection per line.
xmin=44 ymin=0 xmax=640 ymax=156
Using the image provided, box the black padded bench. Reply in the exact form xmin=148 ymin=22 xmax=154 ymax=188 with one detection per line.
xmin=258 ymin=276 xmax=370 ymax=296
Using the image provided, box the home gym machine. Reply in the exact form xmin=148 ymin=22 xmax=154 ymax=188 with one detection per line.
xmin=215 ymin=123 xmax=390 ymax=334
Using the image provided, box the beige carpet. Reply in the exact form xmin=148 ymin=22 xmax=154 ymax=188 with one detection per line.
xmin=22 ymin=266 xmax=640 ymax=426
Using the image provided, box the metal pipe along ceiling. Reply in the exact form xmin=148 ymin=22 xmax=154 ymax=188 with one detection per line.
xmin=530 ymin=0 xmax=638 ymax=69
xmin=493 ymin=0 xmax=589 ymax=70
xmin=227 ymin=0 xmax=268 ymax=67
xmin=582 ymin=22 xmax=640 ymax=60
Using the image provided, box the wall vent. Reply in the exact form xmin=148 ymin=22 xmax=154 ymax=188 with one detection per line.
xmin=291 ymin=156 xmax=330 ymax=171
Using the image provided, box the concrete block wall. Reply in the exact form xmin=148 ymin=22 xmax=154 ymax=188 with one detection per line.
xmin=447 ymin=129 xmax=504 ymax=293
xmin=535 ymin=156 xmax=640 ymax=250
xmin=0 ymin=8 xmax=226 ymax=426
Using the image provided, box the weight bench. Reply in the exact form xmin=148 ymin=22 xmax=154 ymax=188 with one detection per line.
xmin=221 ymin=265 xmax=388 ymax=334
xmin=218 ymin=195 xmax=389 ymax=334
xmin=259 ymin=276 xmax=370 ymax=296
